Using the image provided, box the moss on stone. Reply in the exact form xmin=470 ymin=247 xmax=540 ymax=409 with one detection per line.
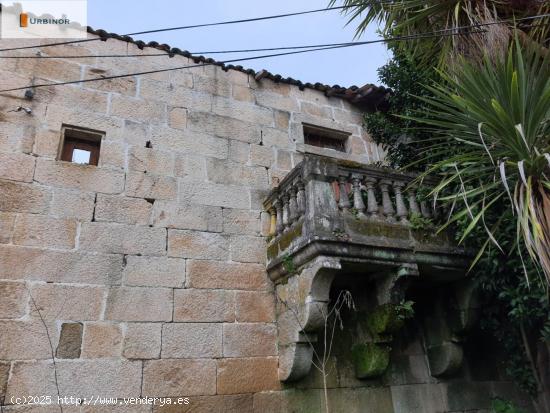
xmin=367 ymin=304 xmax=404 ymax=337
xmin=346 ymin=218 xmax=410 ymax=239
xmin=277 ymin=224 xmax=303 ymax=252
xmin=352 ymin=343 xmax=391 ymax=379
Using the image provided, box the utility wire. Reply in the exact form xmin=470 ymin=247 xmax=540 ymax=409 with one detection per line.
xmin=0 ymin=5 xmax=353 ymax=52
xmin=0 ymin=29 xmax=487 ymax=94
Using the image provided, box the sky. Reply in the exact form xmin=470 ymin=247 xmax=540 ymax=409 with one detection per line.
xmin=87 ymin=0 xmax=390 ymax=87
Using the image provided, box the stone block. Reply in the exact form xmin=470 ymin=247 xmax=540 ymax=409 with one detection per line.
xmin=168 ymin=106 xmax=188 ymax=129
xmin=391 ymin=383 xmax=448 ymax=413
xmin=178 ymin=181 xmax=250 ymax=209
xmin=261 ymin=128 xmax=292 ymax=149
xmin=223 ymin=323 xmax=277 ymax=357
xmin=49 ymin=188 xmax=95 ymax=220
xmin=445 ymin=381 xmax=493 ymax=411
xmin=150 ymin=127 xmax=228 ymax=160
xmin=13 ymin=214 xmax=77 ymax=249
xmin=151 ymin=201 xmax=222 ymax=232
xmin=143 ymin=359 xmax=216 ymax=396
xmin=229 ymin=140 xmax=250 ymax=163
xmin=252 ymin=389 xmax=322 ymax=413
xmin=17 ymin=58 xmax=82 ymax=83
xmin=276 ymin=150 xmax=292 ymax=170
xmin=140 ymin=80 xmax=211 ymax=111
xmin=0 ymin=245 xmax=123 ymax=285
xmin=174 ymin=153 xmax=207 ymax=181
xmin=274 ymin=110 xmax=290 ymax=130
xmin=235 ymin=291 xmax=276 ymax=322
xmin=216 ymin=358 xmax=280 ymax=394
xmin=152 ymin=395 xmax=253 ymax=413
xmin=0 ymin=320 xmax=56 ymax=359
xmin=222 ymin=208 xmax=261 ymax=235
xmin=83 ymin=67 xmax=137 ymax=96
xmin=187 ymin=260 xmax=270 ymax=291
xmin=300 ymin=101 xmax=332 ymax=118
xmin=0 ymin=123 xmax=35 ymax=154
xmin=193 ymin=74 xmax=232 ymax=97
xmin=98 ymin=140 xmax=127 ymax=169
xmin=232 ymin=85 xmax=255 ymax=103
xmin=173 ymin=289 xmax=235 ymax=322
xmin=0 ymin=213 xmax=15 ymax=243
xmin=125 ymin=171 xmax=177 ymax=200
xmin=322 ymin=388 xmax=394 ymax=413
xmin=110 ymin=95 xmax=166 ymax=123
xmin=168 ymin=229 xmax=229 ymax=260
xmin=123 ymin=322 xmax=162 ymax=359
xmin=0 ymin=180 xmax=51 ymax=213
xmin=81 ymin=322 xmax=123 ymax=358
xmin=104 ymin=287 xmax=172 ymax=321
xmin=255 ymin=90 xmax=299 ymax=112
xmin=161 ymin=323 xmax=222 ymax=358
xmin=0 ymin=281 xmax=28 ymax=319
xmin=187 ymin=111 xmax=261 ymax=144
xmin=34 ymin=159 xmax=125 ymax=194
xmin=0 ymin=152 xmax=36 ymax=182
xmin=56 ymin=322 xmax=83 ymax=359
xmin=44 ymin=104 xmax=124 ymax=137
xmin=129 ymin=146 xmax=175 ymax=176
xmin=31 ymin=283 xmax=105 ymax=321
xmin=0 ymin=361 xmax=9 ymax=399
xmin=38 ymin=85 xmax=108 ymax=115
xmin=32 ymin=128 xmax=61 ymax=158
xmin=95 ymin=194 xmax=153 ymax=225
xmin=250 ymin=144 xmax=274 ymax=167
xmin=230 ymin=235 xmax=266 ymax=263
xmin=206 ymin=159 xmax=268 ymax=189
xmin=123 ymin=256 xmax=185 ymax=288
xmin=212 ymin=96 xmax=274 ymax=127
xmin=79 ymin=222 xmax=166 ymax=255
xmin=260 ymin=211 xmax=271 ymax=236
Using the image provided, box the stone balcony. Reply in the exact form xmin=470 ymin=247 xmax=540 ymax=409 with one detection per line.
xmin=263 ymin=155 xmax=478 ymax=382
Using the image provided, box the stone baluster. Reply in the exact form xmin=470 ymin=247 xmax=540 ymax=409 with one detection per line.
xmin=296 ymin=180 xmax=306 ymax=215
xmin=274 ymin=199 xmax=284 ymax=234
xmin=268 ymin=207 xmax=277 ymax=236
xmin=351 ymin=176 xmax=366 ymax=216
xmin=289 ymin=186 xmax=299 ymax=223
xmin=282 ymin=193 xmax=290 ymax=229
xmin=407 ymin=186 xmax=421 ymax=216
xmin=393 ymin=181 xmax=408 ymax=222
xmin=364 ymin=177 xmax=379 ymax=218
xmin=420 ymin=201 xmax=432 ymax=218
xmin=338 ymin=176 xmax=351 ymax=211
xmin=379 ymin=180 xmax=395 ymax=221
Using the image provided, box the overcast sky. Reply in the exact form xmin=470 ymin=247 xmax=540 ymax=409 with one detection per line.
xmin=87 ymin=0 xmax=390 ymax=87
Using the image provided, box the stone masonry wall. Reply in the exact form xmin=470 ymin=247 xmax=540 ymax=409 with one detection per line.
xmin=0 ymin=32 xmax=383 ymax=412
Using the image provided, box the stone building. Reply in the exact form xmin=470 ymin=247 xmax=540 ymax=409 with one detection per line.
xmin=0 ymin=19 xmax=534 ymax=413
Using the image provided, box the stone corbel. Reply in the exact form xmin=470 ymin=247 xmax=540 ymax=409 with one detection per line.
xmin=275 ymin=256 xmax=342 ymax=382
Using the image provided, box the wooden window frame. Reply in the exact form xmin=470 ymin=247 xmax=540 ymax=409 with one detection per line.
xmin=59 ymin=125 xmax=104 ymax=166
xmin=303 ymin=124 xmax=350 ymax=153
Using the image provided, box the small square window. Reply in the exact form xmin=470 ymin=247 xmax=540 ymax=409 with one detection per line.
xmin=303 ymin=124 xmax=349 ymax=152
xmin=59 ymin=126 xmax=103 ymax=166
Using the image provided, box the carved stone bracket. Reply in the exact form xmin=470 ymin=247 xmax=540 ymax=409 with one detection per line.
xmin=275 ymin=256 xmax=341 ymax=382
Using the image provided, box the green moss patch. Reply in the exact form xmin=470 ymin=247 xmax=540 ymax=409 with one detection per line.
xmin=352 ymin=343 xmax=391 ymax=379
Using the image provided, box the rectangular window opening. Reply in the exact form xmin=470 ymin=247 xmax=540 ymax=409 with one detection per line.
xmin=59 ymin=125 xmax=103 ymax=166
xmin=303 ymin=124 xmax=349 ymax=153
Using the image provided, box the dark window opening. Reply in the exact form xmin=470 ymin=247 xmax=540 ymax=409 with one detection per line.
xmin=303 ymin=124 xmax=349 ymax=152
xmin=60 ymin=126 xmax=103 ymax=166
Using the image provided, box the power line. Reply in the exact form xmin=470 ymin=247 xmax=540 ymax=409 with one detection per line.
xmin=0 ymin=5 xmax=353 ymax=53
xmin=0 ymin=29 xmax=487 ymax=94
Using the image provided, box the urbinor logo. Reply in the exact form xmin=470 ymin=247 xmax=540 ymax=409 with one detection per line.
xmin=18 ymin=11 xmax=71 ymax=27
xmin=19 ymin=12 xmax=28 ymax=27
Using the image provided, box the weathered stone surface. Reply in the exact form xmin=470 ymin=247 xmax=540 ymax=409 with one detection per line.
xmin=56 ymin=322 xmax=83 ymax=359
xmin=252 ymin=389 xmax=322 ymax=413
xmin=250 ymin=144 xmax=274 ymax=167
xmin=143 ymin=359 xmax=217 ymax=396
xmin=187 ymin=260 xmax=270 ymax=291
xmin=150 ymin=127 xmax=228 ymax=160
xmin=125 ymin=171 xmax=177 ymax=200
xmin=232 ymin=85 xmax=255 ymax=103
xmin=129 ymin=146 xmax=175 ymax=176
xmin=322 ymin=388 xmax=394 ymax=413
xmin=168 ymin=229 xmax=229 ymax=260
xmin=229 ymin=140 xmax=250 ymax=163
xmin=13 ymin=214 xmax=77 ymax=249
xmin=104 ymin=287 xmax=172 ymax=321
xmin=0 ymin=180 xmax=51 ymax=213
xmin=0 ymin=361 xmax=9 ymax=399
xmin=0 ymin=281 xmax=28 ymax=319
xmin=31 ymin=283 xmax=105 ymax=320
xmin=34 ymin=159 xmax=125 ymax=194
xmin=110 ymin=95 xmax=166 ymax=123
xmin=49 ymin=188 xmax=95 ymax=220
xmin=0 ymin=245 xmax=123 ymax=285
xmin=0 ymin=152 xmax=36 ymax=182
xmin=235 ymin=291 xmax=275 ymax=322
xmin=0 ymin=320 xmax=56 ymax=359
xmin=81 ymin=322 xmax=123 ymax=358
xmin=445 ymin=381 xmax=493 ymax=411
xmin=123 ymin=256 xmax=185 ymax=288
xmin=79 ymin=222 xmax=166 ymax=255
xmin=95 ymin=194 xmax=153 ymax=225
xmin=0 ymin=212 xmax=15 ymax=243
xmin=193 ymin=74 xmax=232 ymax=97
xmin=216 ymin=358 xmax=280 ymax=394
xmin=206 ymin=158 xmax=268 ymax=189
xmin=230 ymin=235 xmax=266 ymax=263
xmin=212 ymin=96 xmax=274 ymax=127
xmin=391 ymin=383 xmax=448 ymax=413
xmin=261 ymin=128 xmax=292 ymax=149
xmin=188 ymin=111 xmax=260 ymax=144
xmin=174 ymin=154 xmax=207 ymax=181
xmin=98 ymin=140 xmax=126 ymax=169
xmin=123 ymin=322 xmax=162 ymax=359
xmin=223 ymin=323 xmax=277 ymax=357
xmin=222 ymin=209 xmax=261 ymax=235
xmin=178 ymin=181 xmax=250 ymax=209
xmin=152 ymin=201 xmax=222 ymax=232
xmin=162 ymin=323 xmax=222 ymax=358
xmin=0 ymin=124 xmax=35 ymax=154
xmin=173 ymin=289 xmax=235 ymax=322
xmin=168 ymin=106 xmax=188 ymax=130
